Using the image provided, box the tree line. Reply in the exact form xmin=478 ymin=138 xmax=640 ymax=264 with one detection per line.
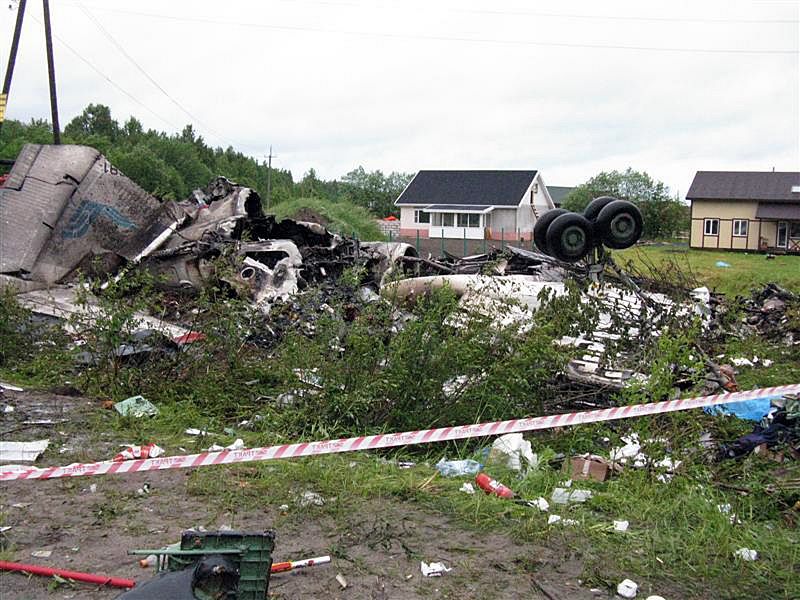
xmin=561 ymin=168 xmax=689 ymax=239
xmin=0 ymin=103 xmax=412 ymax=218
xmin=1 ymin=104 xmax=688 ymax=237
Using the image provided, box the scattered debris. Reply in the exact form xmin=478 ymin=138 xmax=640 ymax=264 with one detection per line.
xmin=31 ymin=550 xmax=52 ymax=558
xmin=551 ymin=487 xmax=592 ymax=505
xmin=530 ymin=497 xmax=550 ymax=512
xmin=715 ymin=261 xmax=731 ymax=268
xmin=719 ymin=393 xmax=799 ymax=459
xmin=113 ymin=443 xmax=164 ymax=461
xmin=420 ymin=561 xmax=451 ymax=577
xmin=0 ymin=439 xmax=50 ymax=462
xmin=114 ymin=395 xmax=159 ymax=418
xmin=184 ymin=428 xmax=210 ymax=436
xmin=0 ymin=560 xmax=134 ymax=589
xmin=716 ymin=504 xmax=741 ymax=525
xmin=435 ymin=458 xmax=482 ymax=477
xmin=487 ymin=433 xmax=537 ymax=471
xmin=743 ymin=284 xmax=799 ymax=345
xmin=336 ymin=573 xmax=348 ymax=588
xmin=205 ymin=438 xmax=246 ymax=452
xmin=613 ymin=520 xmax=630 ymax=532
xmin=459 ymin=482 xmax=475 ymax=494
xmin=0 ymin=382 xmax=23 ymax=392
xmin=616 ymin=578 xmax=639 ymax=598
xmin=570 ymin=454 xmax=619 ymax=481
xmin=271 ymin=555 xmax=331 ymax=574
xmin=298 ymin=491 xmax=326 ymax=507
xmin=733 ymin=548 xmax=758 ymax=561
xmin=475 ymin=473 xmax=515 ymax=499
xmin=547 ymin=515 xmax=578 ymax=526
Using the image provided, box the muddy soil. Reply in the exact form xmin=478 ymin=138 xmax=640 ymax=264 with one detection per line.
xmin=1 ymin=389 xmax=597 ymax=600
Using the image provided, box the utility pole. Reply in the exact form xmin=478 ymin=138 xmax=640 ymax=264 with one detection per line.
xmin=0 ymin=0 xmax=27 ymax=138
xmin=266 ymin=145 xmax=276 ymax=211
xmin=42 ymin=0 xmax=60 ymax=144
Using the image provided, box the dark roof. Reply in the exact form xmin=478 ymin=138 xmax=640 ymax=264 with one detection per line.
xmin=756 ymin=202 xmax=800 ymax=220
xmin=548 ymin=186 xmax=574 ymax=206
xmin=396 ymin=170 xmax=537 ymax=206
xmin=423 ymin=204 xmax=494 ymax=212
xmin=687 ymin=171 xmax=800 ymax=203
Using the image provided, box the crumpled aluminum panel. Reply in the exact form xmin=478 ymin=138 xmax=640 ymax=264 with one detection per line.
xmin=0 ymin=144 xmax=175 ymax=283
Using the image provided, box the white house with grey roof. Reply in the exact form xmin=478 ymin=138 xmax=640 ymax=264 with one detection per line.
xmin=395 ymin=170 xmax=555 ymax=241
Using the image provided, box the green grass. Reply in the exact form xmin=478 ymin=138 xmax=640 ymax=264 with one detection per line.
xmin=270 ymin=196 xmax=385 ymax=241
xmin=182 ymin=434 xmax=799 ymax=600
xmin=616 ymin=243 xmax=800 ymax=296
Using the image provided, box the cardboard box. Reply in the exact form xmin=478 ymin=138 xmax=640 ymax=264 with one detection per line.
xmin=570 ymin=455 xmax=611 ymax=482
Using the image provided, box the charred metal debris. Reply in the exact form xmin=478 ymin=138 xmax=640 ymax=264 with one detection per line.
xmin=0 ymin=143 xmax=783 ymax=396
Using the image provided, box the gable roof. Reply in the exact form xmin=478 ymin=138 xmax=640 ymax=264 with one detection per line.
xmin=396 ymin=170 xmax=538 ymax=206
xmin=547 ymin=185 xmax=574 ymax=206
xmin=687 ymin=171 xmax=800 ymax=203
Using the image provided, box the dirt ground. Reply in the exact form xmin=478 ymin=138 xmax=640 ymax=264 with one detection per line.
xmin=0 ymin=389 xmax=599 ymax=600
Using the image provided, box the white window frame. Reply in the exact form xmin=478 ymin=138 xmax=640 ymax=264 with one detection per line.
xmin=413 ymin=209 xmax=430 ymax=224
xmin=704 ymin=218 xmax=719 ymax=236
xmin=457 ymin=213 xmax=481 ymax=228
xmin=441 ymin=212 xmax=455 ymax=227
xmin=732 ymin=219 xmax=748 ymax=237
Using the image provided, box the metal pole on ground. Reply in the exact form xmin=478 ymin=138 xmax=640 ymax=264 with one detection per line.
xmin=416 ymin=229 xmax=420 ymax=253
xmin=463 ymin=228 xmax=467 ymax=256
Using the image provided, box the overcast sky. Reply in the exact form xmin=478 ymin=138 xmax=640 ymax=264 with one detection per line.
xmin=2 ymin=0 xmax=798 ymax=196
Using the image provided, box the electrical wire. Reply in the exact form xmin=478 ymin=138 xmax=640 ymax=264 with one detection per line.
xmin=76 ymin=2 xmax=234 ymax=148
xmin=453 ymin=6 xmax=798 ymax=25
xmin=28 ymin=14 xmax=181 ymax=132
xmin=56 ymin=4 xmax=798 ymax=56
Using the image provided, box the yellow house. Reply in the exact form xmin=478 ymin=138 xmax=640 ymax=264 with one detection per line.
xmin=687 ymin=171 xmax=800 ymax=253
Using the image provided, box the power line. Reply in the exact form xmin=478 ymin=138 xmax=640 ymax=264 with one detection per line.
xmin=28 ymin=13 xmax=182 ymax=132
xmin=454 ymin=7 xmax=799 ymax=25
xmin=65 ymin=0 xmax=800 ymax=25
xmin=76 ymin=2 xmax=234 ymax=148
xmin=58 ymin=5 xmax=798 ymax=56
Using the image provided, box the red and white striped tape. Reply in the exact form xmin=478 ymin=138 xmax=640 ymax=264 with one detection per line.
xmin=2 ymin=383 xmax=797 ymax=482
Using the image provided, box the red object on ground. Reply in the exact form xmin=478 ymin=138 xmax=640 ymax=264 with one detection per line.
xmin=172 ymin=331 xmax=206 ymax=345
xmin=0 ymin=173 xmax=8 ymax=187
xmin=475 ymin=473 xmax=515 ymax=499
xmin=383 ymin=215 xmax=398 ymax=221
xmin=0 ymin=560 xmax=135 ymax=588
xmin=113 ymin=443 xmax=163 ymax=462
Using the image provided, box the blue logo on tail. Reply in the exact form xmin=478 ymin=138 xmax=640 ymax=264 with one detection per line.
xmin=62 ymin=200 xmax=138 ymax=239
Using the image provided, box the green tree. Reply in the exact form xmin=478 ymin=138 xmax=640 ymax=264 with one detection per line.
xmin=339 ymin=166 xmax=412 ymax=217
xmin=64 ymin=103 xmax=120 ymax=141
xmin=563 ymin=168 xmax=688 ymax=239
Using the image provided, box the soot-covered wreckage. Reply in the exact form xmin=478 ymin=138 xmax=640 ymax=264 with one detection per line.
xmin=0 ymin=143 xmax=713 ymax=391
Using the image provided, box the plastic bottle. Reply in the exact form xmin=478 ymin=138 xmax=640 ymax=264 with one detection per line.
xmin=474 ymin=473 xmax=514 ymax=499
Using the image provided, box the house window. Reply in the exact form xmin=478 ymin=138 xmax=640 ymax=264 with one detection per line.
xmin=457 ymin=213 xmax=480 ymax=227
xmin=732 ymin=219 xmax=748 ymax=237
xmin=704 ymin=218 xmax=719 ymax=236
xmin=441 ymin=213 xmax=454 ymax=227
xmin=414 ymin=209 xmax=430 ymax=224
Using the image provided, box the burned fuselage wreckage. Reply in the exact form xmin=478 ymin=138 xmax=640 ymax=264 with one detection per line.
xmin=0 ymin=144 xmax=713 ymax=392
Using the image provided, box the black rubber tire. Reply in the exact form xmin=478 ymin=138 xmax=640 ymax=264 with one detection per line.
xmin=595 ymin=200 xmax=643 ymax=249
xmin=533 ymin=208 xmax=568 ymax=255
xmin=583 ymin=196 xmax=618 ymax=222
xmin=545 ymin=213 xmax=595 ymax=262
